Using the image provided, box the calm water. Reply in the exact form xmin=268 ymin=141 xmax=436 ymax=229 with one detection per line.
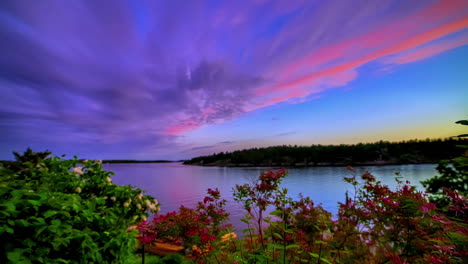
xmin=105 ymin=162 xmax=437 ymax=232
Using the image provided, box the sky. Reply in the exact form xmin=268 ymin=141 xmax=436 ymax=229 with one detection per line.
xmin=0 ymin=0 xmax=467 ymax=160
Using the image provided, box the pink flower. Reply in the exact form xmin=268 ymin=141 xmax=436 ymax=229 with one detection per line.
xmin=428 ymin=256 xmax=443 ymax=264
xmin=420 ymin=203 xmax=436 ymax=213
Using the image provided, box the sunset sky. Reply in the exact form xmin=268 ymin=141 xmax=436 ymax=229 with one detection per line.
xmin=1 ymin=0 xmax=467 ymax=160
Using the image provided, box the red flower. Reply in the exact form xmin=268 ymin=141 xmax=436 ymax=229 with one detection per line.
xmin=420 ymin=203 xmax=436 ymax=213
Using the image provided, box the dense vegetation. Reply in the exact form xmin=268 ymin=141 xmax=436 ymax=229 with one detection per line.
xmin=0 ymin=149 xmax=159 ymax=263
xmin=137 ymin=168 xmax=467 ymax=264
xmin=184 ymin=138 xmax=467 ymax=166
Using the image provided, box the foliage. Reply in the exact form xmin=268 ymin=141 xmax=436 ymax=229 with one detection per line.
xmin=127 ymin=254 xmax=192 ymax=264
xmin=138 ymin=168 xmax=467 ymax=264
xmin=233 ymin=169 xmax=288 ymax=246
xmin=422 ymin=119 xmax=468 ymax=220
xmin=136 ymin=188 xmax=231 ymax=262
xmin=0 ymin=148 xmax=159 ymax=264
xmin=184 ymin=138 xmax=467 ymax=166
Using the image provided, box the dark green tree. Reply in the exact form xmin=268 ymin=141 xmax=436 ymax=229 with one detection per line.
xmin=421 ymin=119 xmax=468 ymax=219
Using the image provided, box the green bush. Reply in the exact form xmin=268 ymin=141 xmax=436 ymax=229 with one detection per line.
xmin=0 ymin=149 xmax=159 ymax=264
xmin=422 ymin=119 xmax=468 ymax=220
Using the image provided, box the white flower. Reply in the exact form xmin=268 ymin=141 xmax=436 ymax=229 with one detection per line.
xmin=75 ymin=187 xmax=82 ymax=193
xmin=136 ymin=204 xmax=142 ymax=210
xmin=123 ymin=202 xmax=130 ymax=207
xmin=141 ymin=215 xmax=147 ymax=221
xmin=145 ymin=199 xmax=152 ymax=207
xmin=96 ymin=160 xmax=102 ymax=165
xmin=111 ymin=196 xmax=116 ymax=202
xmin=103 ymin=196 xmax=108 ymax=200
xmin=72 ymin=167 xmax=84 ymax=175
xmin=106 ymin=177 xmax=112 ymax=184
xmin=137 ymin=194 xmax=143 ymax=201
xmin=83 ymin=159 xmax=88 ymax=163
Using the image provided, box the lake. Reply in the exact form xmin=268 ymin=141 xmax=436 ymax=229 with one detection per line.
xmin=105 ymin=162 xmax=438 ymax=232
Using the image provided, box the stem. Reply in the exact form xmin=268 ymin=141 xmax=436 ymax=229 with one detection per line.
xmin=213 ymin=253 xmax=221 ymax=264
xmin=317 ymin=243 xmax=322 ymax=264
xmin=247 ymin=221 xmax=256 ymax=250
xmin=258 ymin=209 xmax=264 ymax=248
xmin=141 ymin=244 xmax=145 ymax=264
xmin=270 ymin=224 xmax=277 ymax=263
xmin=283 ymin=212 xmax=286 ymax=264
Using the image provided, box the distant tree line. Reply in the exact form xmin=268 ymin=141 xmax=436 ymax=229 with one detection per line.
xmin=101 ymin=160 xmax=173 ymax=164
xmin=184 ymin=138 xmax=468 ymax=167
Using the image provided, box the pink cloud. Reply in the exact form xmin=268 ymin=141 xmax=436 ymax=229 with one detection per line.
xmin=166 ymin=121 xmax=199 ymax=135
xmin=258 ymin=1 xmax=468 ymax=98
xmin=385 ymin=34 xmax=468 ymax=64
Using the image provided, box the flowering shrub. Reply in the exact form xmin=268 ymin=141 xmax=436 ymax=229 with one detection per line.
xmin=0 ymin=149 xmax=159 ymax=263
xmin=233 ymin=169 xmax=288 ymax=245
xmin=330 ymin=169 xmax=467 ymax=263
xmin=137 ymin=188 xmax=231 ymax=262
xmin=219 ymin=169 xmax=467 ymax=264
xmin=136 ymin=168 xmax=465 ymax=263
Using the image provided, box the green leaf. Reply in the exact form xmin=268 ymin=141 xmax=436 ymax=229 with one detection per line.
xmin=320 ymin=257 xmax=332 ymax=264
xmin=309 ymin=253 xmax=319 ymax=258
xmin=269 ymin=209 xmax=283 ymax=216
xmin=271 ymin=243 xmax=284 ymax=250
xmin=28 ymin=199 xmax=41 ymax=207
xmin=286 ymin=244 xmax=300 ymax=249
xmin=44 ymin=210 xmax=58 ymax=218
xmin=242 ymin=228 xmax=254 ymax=234
xmin=5 ymin=226 xmax=14 ymax=234
xmin=240 ymin=218 xmax=250 ymax=224
xmin=51 ymin=219 xmax=62 ymax=226
xmin=273 ymin=232 xmax=283 ymax=240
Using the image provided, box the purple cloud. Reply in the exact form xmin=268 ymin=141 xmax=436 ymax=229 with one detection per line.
xmin=1 ymin=0 xmax=467 ymax=159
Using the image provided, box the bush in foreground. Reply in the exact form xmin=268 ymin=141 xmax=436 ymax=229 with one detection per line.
xmin=139 ymin=169 xmax=467 ymax=264
xmin=0 ymin=149 xmax=159 ymax=263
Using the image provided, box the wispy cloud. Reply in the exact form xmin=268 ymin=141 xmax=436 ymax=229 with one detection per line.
xmin=276 ymin=132 xmax=297 ymax=137
xmin=0 ymin=0 xmax=467 ymax=158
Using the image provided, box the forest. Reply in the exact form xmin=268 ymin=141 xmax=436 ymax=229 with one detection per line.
xmin=184 ymin=138 xmax=468 ymax=166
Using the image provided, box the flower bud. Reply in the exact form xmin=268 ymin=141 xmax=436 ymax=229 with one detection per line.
xmin=72 ymin=167 xmax=84 ymax=175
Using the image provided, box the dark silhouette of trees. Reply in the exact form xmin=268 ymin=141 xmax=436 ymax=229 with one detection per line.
xmin=184 ymin=138 xmax=467 ymax=166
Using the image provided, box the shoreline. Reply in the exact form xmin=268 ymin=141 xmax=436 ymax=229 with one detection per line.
xmin=182 ymin=160 xmax=440 ymax=168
